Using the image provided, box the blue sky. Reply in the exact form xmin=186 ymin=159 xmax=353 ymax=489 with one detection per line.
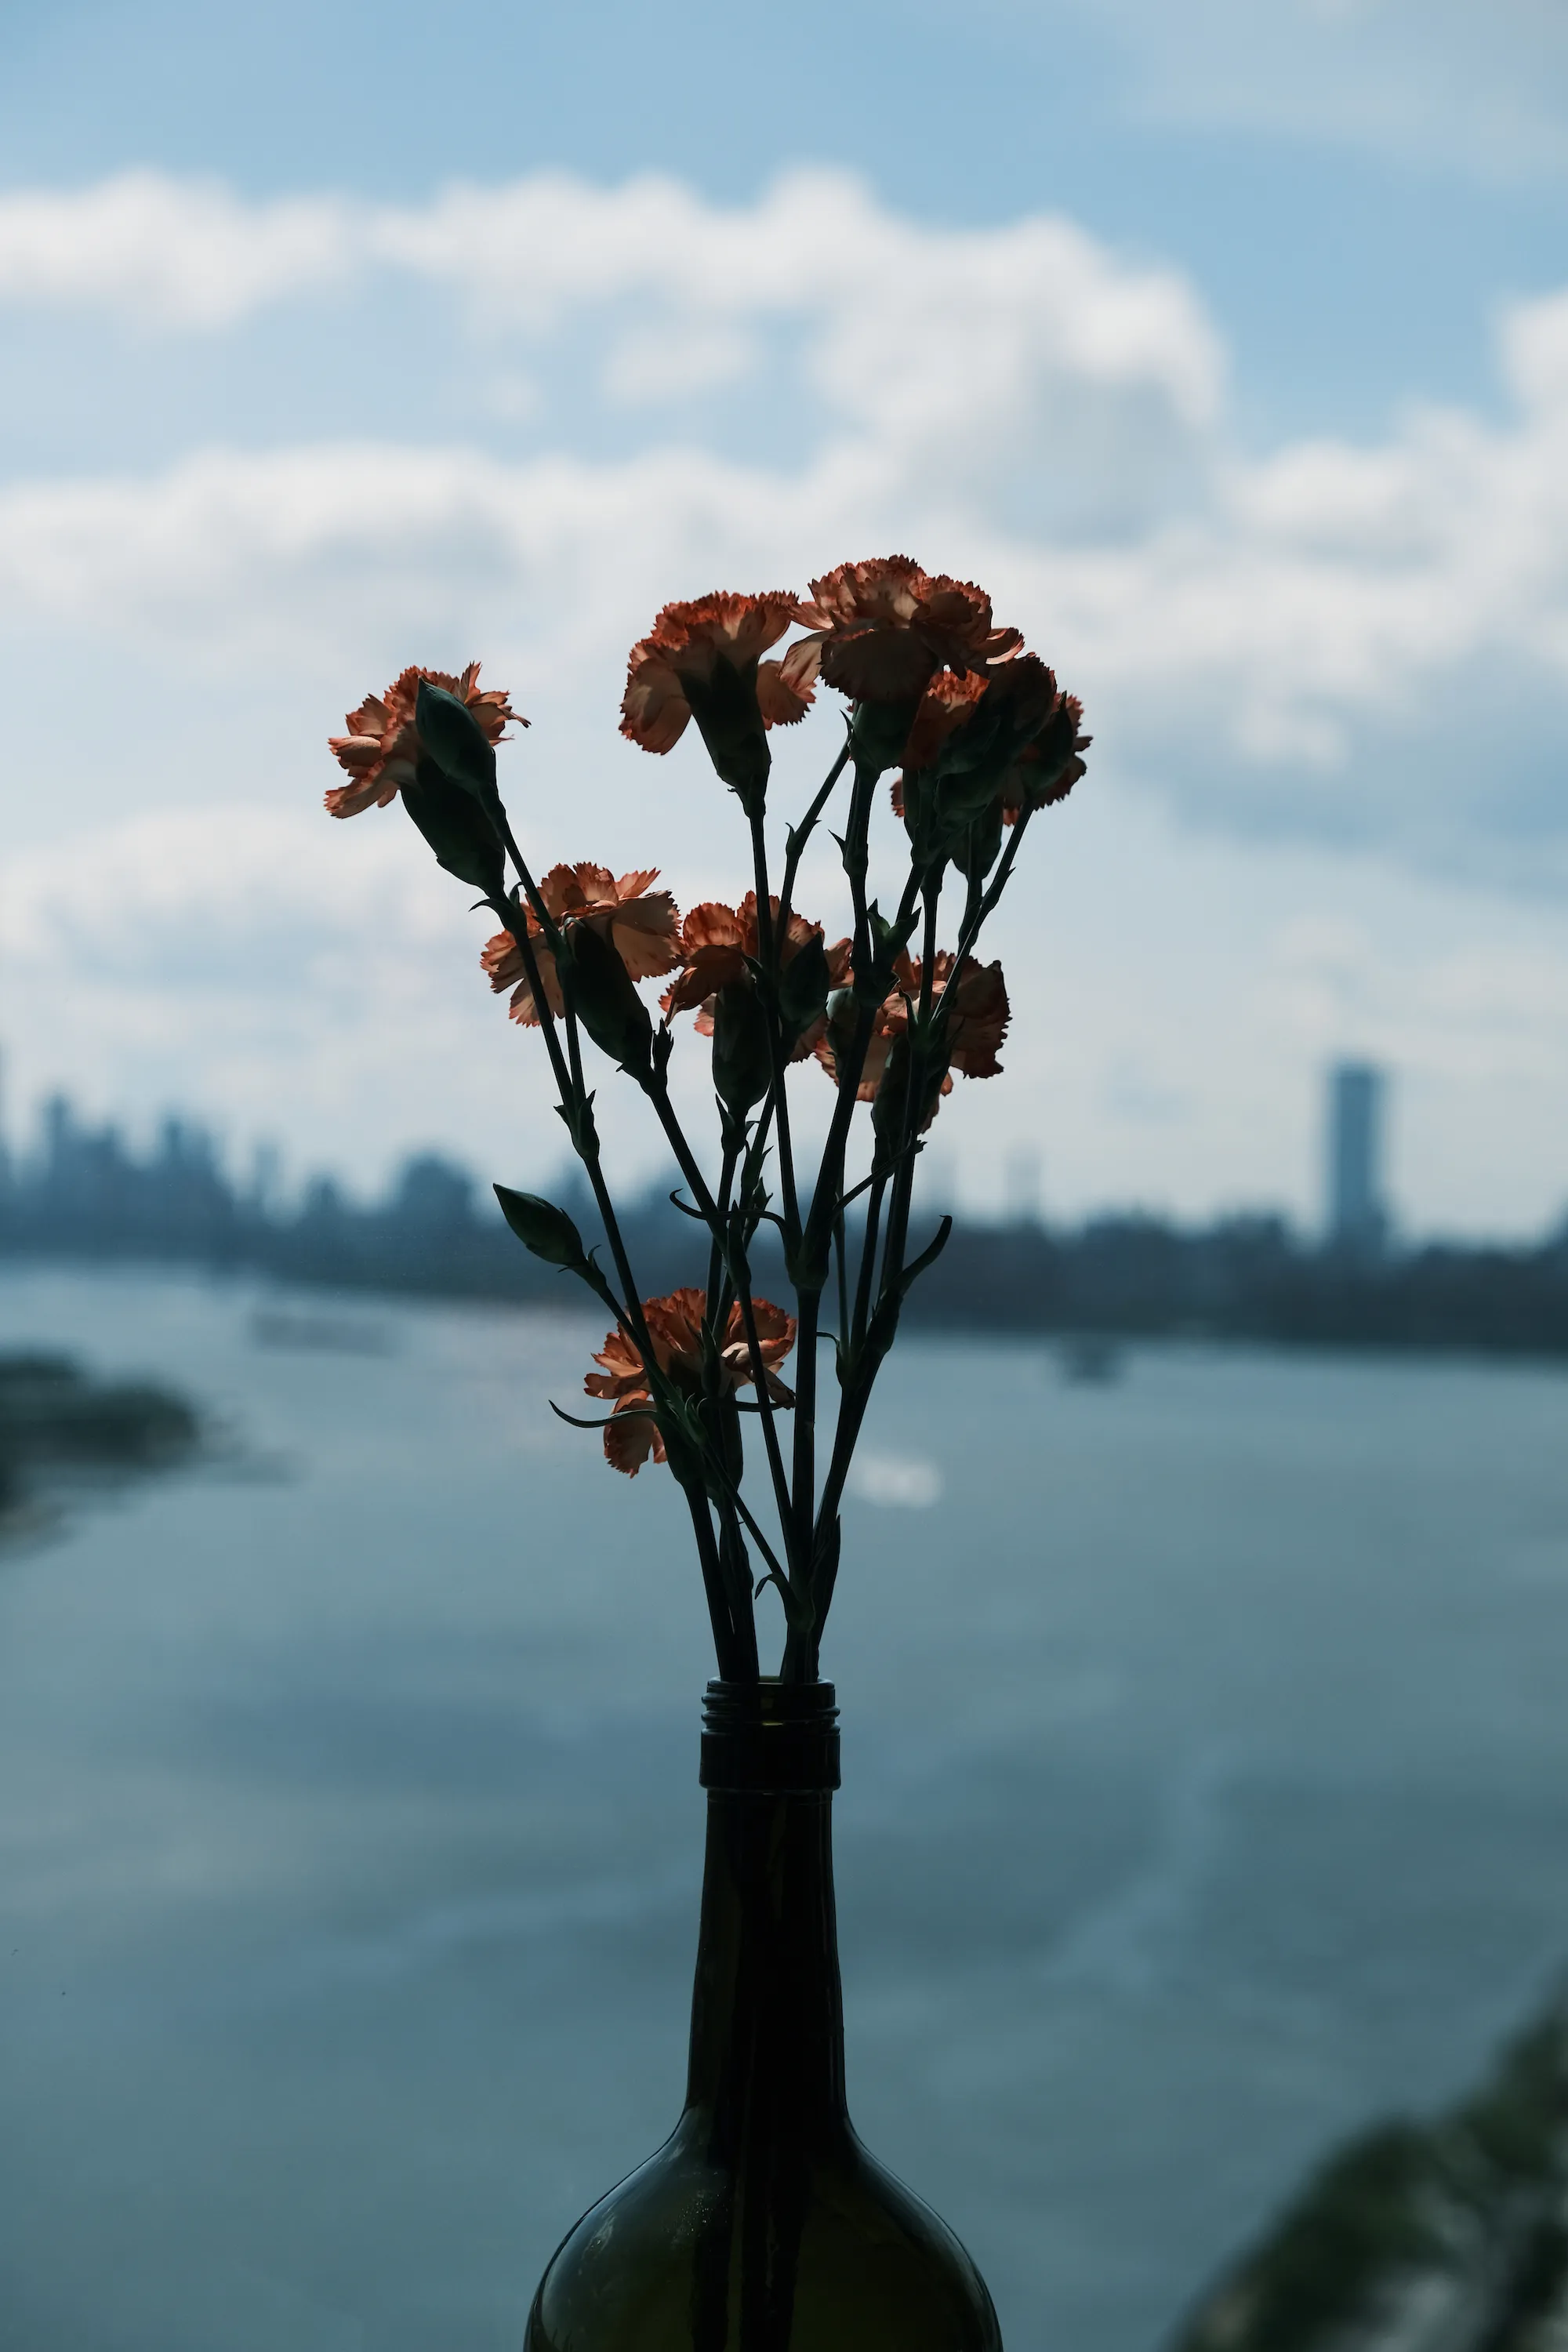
xmin=2 ymin=0 xmax=1567 ymax=1232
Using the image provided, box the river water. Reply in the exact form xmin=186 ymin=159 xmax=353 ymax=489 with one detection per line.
xmin=2 ymin=1265 xmax=1566 ymax=2352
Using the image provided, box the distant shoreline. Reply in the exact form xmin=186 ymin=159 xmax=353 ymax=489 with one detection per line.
xmin=5 ymin=1220 xmax=1567 ymax=1365
xmin=7 ymin=1098 xmax=1566 ymax=1361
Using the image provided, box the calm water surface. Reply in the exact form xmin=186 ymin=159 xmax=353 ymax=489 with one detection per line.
xmin=2 ymin=1266 xmax=1567 ymax=2352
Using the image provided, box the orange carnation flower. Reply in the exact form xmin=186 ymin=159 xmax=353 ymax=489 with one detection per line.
xmin=779 ymin=556 xmax=1022 ymax=707
xmin=659 ymin=893 xmax=851 ymax=1061
xmin=999 ymin=692 xmax=1091 ymax=822
xmin=891 ymin=672 xmax=1091 ymax=824
xmin=898 ymin=668 xmax=989 ymax=772
xmin=481 ymin=862 xmax=681 ymax=1025
xmin=584 ymin=1287 xmax=797 ymax=1475
xmin=326 ymin=661 xmax=524 ymax=818
xmin=816 ymin=950 xmax=1010 ymax=1122
xmin=619 ymin=591 xmax=811 ymax=756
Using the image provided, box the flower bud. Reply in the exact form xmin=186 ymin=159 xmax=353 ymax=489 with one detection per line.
xmin=823 ymin=985 xmax=860 ymax=1065
xmin=711 ymin=981 xmax=773 ymax=1118
xmin=850 ymin=698 xmax=921 ymax=776
xmin=679 ymin=656 xmax=771 ymax=813
xmin=401 ymin=757 xmax=506 ymax=895
xmin=494 ymin=1185 xmax=588 ymax=1269
xmin=872 ymin=1031 xmax=946 ymax=1151
xmin=949 ymin=795 xmax=1005 ymax=882
xmin=776 ymin=933 xmax=831 ymax=1044
xmin=559 ymin=920 xmax=654 ymax=1075
xmin=416 ymin=678 xmax=500 ymax=803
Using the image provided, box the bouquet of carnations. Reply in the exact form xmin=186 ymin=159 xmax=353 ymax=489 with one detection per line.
xmin=325 ymin=556 xmax=1087 ymax=1686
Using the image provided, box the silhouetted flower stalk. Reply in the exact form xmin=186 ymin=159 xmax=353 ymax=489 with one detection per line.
xmin=325 ymin=556 xmax=1088 ymax=1683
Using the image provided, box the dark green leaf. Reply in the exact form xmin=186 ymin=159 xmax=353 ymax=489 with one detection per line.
xmin=898 ymin=1214 xmax=953 ymax=1299
xmin=951 ymin=796 xmax=1004 ymax=881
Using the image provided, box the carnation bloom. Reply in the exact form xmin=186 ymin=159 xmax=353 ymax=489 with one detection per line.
xmin=326 ymin=661 xmax=524 ymax=818
xmin=898 ymin=668 xmax=989 ymax=772
xmin=999 ymin=693 xmax=1091 ymax=822
xmin=816 ymin=951 xmax=1011 ymax=1119
xmin=891 ymin=673 xmax=1091 ymax=823
xmin=481 ymin=863 xmax=681 ymax=1025
xmin=584 ymin=1287 xmax=797 ymax=1475
xmin=779 ymin=556 xmax=1022 ymax=707
xmin=619 ymin=591 xmax=811 ymax=756
xmin=659 ymin=894 xmax=851 ymax=1060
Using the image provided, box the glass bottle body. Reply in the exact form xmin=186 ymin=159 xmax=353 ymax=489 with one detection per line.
xmin=525 ymin=1682 xmax=1003 ymax=2352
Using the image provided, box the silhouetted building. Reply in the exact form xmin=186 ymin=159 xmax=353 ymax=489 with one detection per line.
xmin=1326 ymin=1062 xmax=1388 ymax=1253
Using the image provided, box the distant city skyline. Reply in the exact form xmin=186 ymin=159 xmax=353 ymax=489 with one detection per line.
xmin=4 ymin=1061 xmax=1562 ymax=1251
xmin=7 ymin=1069 xmax=1566 ymax=1363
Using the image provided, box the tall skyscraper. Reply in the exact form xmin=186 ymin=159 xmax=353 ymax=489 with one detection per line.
xmin=1326 ymin=1062 xmax=1388 ymax=1251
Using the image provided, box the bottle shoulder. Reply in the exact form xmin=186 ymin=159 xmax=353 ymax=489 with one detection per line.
xmin=527 ymin=2118 xmax=1003 ymax=2352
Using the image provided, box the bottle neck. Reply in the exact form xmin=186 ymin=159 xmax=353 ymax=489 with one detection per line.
xmin=683 ymin=1683 xmax=848 ymax=2148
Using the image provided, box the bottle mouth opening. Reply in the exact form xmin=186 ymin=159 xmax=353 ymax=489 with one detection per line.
xmin=701 ymin=1679 xmax=840 ymax=1791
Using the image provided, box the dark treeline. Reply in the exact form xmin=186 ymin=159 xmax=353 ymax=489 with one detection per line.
xmin=5 ymin=1094 xmax=1568 ymax=1360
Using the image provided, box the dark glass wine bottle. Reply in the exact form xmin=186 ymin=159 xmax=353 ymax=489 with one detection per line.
xmin=525 ymin=1679 xmax=1004 ymax=2350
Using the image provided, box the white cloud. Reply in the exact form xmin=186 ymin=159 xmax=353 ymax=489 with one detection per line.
xmin=0 ymin=166 xmax=1221 ymax=405
xmin=2 ymin=169 xmax=1567 ymax=884
xmin=0 ymin=172 xmax=357 ymax=326
xmin=0 ymin=168 xmax=1222 ymax=524
xmin=3 ymin=292 xmax=1567 ymax=881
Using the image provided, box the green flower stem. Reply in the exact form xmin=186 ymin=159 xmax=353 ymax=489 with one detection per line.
xmin=643 ymin=1070 xmax=725 ymax=1235
xmin=681 ymin=1482 xmax=754 ymax=1682
xmin=732 ymin=1276 xmax=799 ymax=1576
xmin=771 ymin=1069 xmax=801 ymax=1252
xmin=776 ymin=735 xmax=853 ymax=940
xmin=871 ymin=873 xmax=946 ymax=1317
xmin=833 ymin=1206 xmax=850 ymax=1351
xmin=787 ymin=850 xmax=924 ymax=1631
xmin=493 ymin=810 xmax=565 ymax=958
xmin=703 ymin=1144 xmax=739 ymax=1341
xmin=850 ymin=1173 xmax=887 ymax=1356
xmin=749 ymin=808 xmax=776 ymax=971
xmin=714 ymin=1503 xmax=761 ymax=1678
xmin=480 ymin=865 xmax=652 ymax=1356
xmin=704 ymin=1440 xmax=791 ymax=1599
xmin=641 ymin=1072 xmax=797 ymax=1574
xmin=485 ymin=869 xmax=739 ymax=1675
xmin=799 ymin=855 xmax=924 ymax=1282
xmin=842 ymin=762 xmax=877 ymax=972
xmin=810 ymin=1375 xmax=877 ymax=1587
xmin=930 ymin=804 xmax=1035 ymax=1035
xmin=747 ymin=807 xmax=801 ymax=1247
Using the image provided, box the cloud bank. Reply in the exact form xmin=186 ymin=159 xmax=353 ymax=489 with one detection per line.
xmin=3 ymin=167 xmax=1566 ymax=880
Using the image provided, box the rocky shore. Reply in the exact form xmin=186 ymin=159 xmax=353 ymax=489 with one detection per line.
xmin=0 ymin=1351 xmax=200 ymax=1535
xmin=1172 ymin=1994 xmax=1568 ymax=2352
